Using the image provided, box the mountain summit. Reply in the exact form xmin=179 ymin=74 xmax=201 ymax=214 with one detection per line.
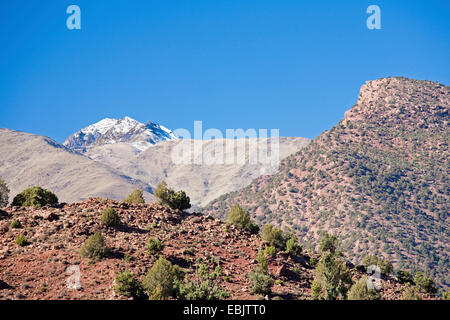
xmin=204 ymin=77 xmax=449 ymax=288
xmin=63 ymin=116 xmax=178 ymax=153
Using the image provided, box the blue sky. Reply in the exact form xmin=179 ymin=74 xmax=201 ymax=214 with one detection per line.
xmin=0 ymin=0 xmax=449 ymax=142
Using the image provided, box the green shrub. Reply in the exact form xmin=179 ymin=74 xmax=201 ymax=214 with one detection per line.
xmin=154 ymin=181 xmax=191 ymax=210
xmin=176 ymin=263 xmax=229 ymax=300
xmin=248 ymin=247 xmax=274 ymax=296
xmin=264 ymin=246 xmax=276 ymax=258
xmin=124 ymin=189 xmax=145 ymax=204
xmin=142 ymin=257 xmax=181 ymax=299
xmin=12 ymin=186 xmax=58 ymax=208
xmin=249 ymin=272 xmax=274 ymax=296
xmin=80 ymin=232 xmax=109 ymax=261
xmin=226 ymin=204 xmax=259 ymax=234
xmin=169 ymin=190 xmax=191 ymax=211
xmin=396 ymin=269 xmax=413 ymax=284
xmin=413 ymin=272 xmax=437 ymax=294
xmin=115 ymin=270 xmax=144 ymax=299
xmin=285 ymin=236 xmax=302 ymax=255
xmin=347 ymin=276 xmax=381 ymax=300
xmin=402 ymin=285 xmax=421 ymax=300
xmin=0 ymin=178 xmax=9 ymax=208
xmin=311 ymin=280 xmax=322 ymax=299
xmin=101 ymin=207 xmax=120 ymax=227
xmin=15 ymin=235 xmax=28 ymax=246
xmin=314 ymin=251 xmax=353 ymax=300
xmin=146 ymin=238 xmax=164 ymax=257
xmin=319 ymin=231 xmax=339 ymax=254
xmin=442 ymin=290 xmax=450 ymax=300
xmin=362 ymin=254 xmax=393 ymax=276
xmin=10 ymin=219 xmax=21 ymax=229
xmin=261 ymin=224 xmax=285 ymax=249
xmin=256 ymin=248 xmax=269 ymax=273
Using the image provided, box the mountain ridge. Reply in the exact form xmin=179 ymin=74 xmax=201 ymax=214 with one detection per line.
xmin=203 ymin=77 xmax=449 ymax=288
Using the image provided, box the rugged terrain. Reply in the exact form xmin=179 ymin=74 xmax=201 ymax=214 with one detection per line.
xmin=0 ymin=199 xmax=436 ymax=300
xmin=204 ymin=77 xmax=449 ymax=288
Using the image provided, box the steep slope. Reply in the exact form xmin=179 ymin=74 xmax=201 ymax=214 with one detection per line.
xmin=85 ymin=137 xmax=311 ymax=207
xmin=204 ymin=77 xmax=449 ymax=288
xmin=0 ymin=129 xmax=153 ymax=203
xmin=63 ymin=116 xmax=177 ymax=153
xmin=0 ymin=199 xmax=437 ymax=300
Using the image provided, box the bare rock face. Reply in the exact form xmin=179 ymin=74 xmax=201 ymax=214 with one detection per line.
xmin=205 ymin=77 xmax=450 ymax=289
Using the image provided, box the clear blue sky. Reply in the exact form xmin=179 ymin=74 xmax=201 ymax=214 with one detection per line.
xmin=0 ymin=0 xmax=449 ymax=142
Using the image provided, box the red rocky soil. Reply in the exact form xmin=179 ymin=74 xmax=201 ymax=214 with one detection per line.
xmin=0 ymin=199 xmax=437 ymax=300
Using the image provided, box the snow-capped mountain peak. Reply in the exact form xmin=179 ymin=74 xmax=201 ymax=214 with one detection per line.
xmin=63 ymin=116 xmax=178 ymax=153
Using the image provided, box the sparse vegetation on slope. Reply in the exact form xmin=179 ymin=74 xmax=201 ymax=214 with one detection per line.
xmin=0 ymin=198 xmax=442 ymax=300
xmin=204 ymin=78 xmax=449 ymax=290
xmin=12 ymin=186 xmax=58 ymax=208
xmin=0 ymin=178 xmax=9 ymax=208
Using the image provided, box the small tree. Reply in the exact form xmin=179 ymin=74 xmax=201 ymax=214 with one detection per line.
xmin=285 ymin=236 xmax=302 ymax=256
xmin=12 ymin=186 xmax=58 ymax=208
xmin=249 ymin=272 xmax=274 ymax=296
xmin=319 ymin=231 xmax=339 ymax=254
xmin=261 ymin=224 xmax=285 ymax=249
xmin=414 ymin=272 xmax=437 ymax=294
xmin=101 ymin=207 xmax=120 ymax=227
xmin=154 ymin=181 xmax=191 ymax=211
xmin=396 ymin=269 xmax=413 ymax=284
xmin=248 ymin=248 xmax=274 ymax=296
xmin=347 ymin=276 xmax=381 ymax=300
xmin=226 ymin=204 xmax=259 ymax=234
xmin=80 ymin=232 xmax=109 ymax=261
xmin=314 ymin=251 xmax=353 ymax=300
xmin=146 ymin=238 xmax=164 ymax=257
xmin=124 ymin=189 xmax=145 ymax=204
xmin=142 ymin=257 xmax=181 ymax=299
xmin=0 ymin=178 xmax=9 ymax=208
xmin=115 ymin=270 xmax=144 ymax=299
xmin=402 ymin=285 xmax=421 ymax=300
xmin=154 ymin=181 xmax=171 ymax=206
xmin=362 ymin=254 xmax=393 ymax=276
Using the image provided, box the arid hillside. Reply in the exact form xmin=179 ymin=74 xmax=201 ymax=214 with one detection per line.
xmin=204 ymin=77 xmax=449 ymax=288
xmin=0 ymin=199 xmax=437 ymax=300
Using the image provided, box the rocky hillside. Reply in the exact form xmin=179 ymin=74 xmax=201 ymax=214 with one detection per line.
xmin=0 ymin=199 xmax=437 ymax=300
xmin=204 ymin=77 xmax=449 ymax=288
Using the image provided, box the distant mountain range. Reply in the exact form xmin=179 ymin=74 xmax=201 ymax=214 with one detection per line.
xmin=0 ymin=77 xmax=447 ymax=290
xmin=0 ymin=118 xmax=309 ymax=206
xmin=63 ymin=116 xmax=178 ymax=153
xmin=204 ymin=77 xmax=449 ymax=289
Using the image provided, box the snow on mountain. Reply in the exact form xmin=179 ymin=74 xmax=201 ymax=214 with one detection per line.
xmin=63 ymin=116 xmax=178 ymax=153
